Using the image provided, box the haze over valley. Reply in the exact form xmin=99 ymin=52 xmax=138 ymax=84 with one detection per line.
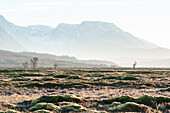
xmin=0 ymin=1 xmax=170 ymax=113
xmin=1 ymin=15 xmax=170 ymax=67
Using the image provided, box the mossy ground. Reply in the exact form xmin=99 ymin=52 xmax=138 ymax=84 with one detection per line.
xmin=0 ymin=68 xmax=169 ymax=112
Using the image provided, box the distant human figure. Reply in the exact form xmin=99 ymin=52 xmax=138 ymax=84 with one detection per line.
xmin=133 ymin=61 xmax=137 ymax=69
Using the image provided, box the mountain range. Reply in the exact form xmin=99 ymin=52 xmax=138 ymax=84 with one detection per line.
xmin=0 ymin=15 xmax=170 ymax=67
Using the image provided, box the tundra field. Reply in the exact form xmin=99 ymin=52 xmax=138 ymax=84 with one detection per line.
xmin=0 ymin=67 xmax=169 ymax=113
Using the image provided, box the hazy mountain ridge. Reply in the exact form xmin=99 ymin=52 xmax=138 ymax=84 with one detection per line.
xmin=0 ymin=26 xmax=26 ymax=51
xmin=0 ymin=15 xmax=157 ymax=50
xmin=20 ymin=52 xmax=116 ymax=66
xmin=1 ymin=15 xmax=170 ymax=66
xmin=48 ymin=21 xmax=157 ymax=49
xmin=0 ymin=50 xmax=116 ymax=67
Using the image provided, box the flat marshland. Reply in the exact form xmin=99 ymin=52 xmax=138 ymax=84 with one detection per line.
xmin=0 ymin=68 xmax=169 ymax=112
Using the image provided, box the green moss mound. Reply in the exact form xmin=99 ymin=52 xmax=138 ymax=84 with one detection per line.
xmin=121 ymin=76 xmax=138 ymax=80
xmin=102 ymin=96 xmax=135 ymax=104
xmin=115 ymin=75 xmax=138 ymax=80
xmin=20 ymin=73 xmax=44 ymax=76
xmin=6 ymin=109 xmax=20 ymax=113
xmin=154 ymin=96 xmax=170 ymax=104
xmin=22 ymin=83 xmax=58 ymax=88
xmin=32 ymin=78 xmax=40 ymax=81
xmin=126 ymin=71 xmax=152 ymax=74
xmin=102 ymin=75 xmax=138 ymax=80
xmin=42 ymin=77 xmax=55 ymax=81
xmin=34 ymin=109 xmax=53 ymax=113
xmin=54 ymin=74 xmax=69 ymax=78
xmin=67 ymin=75 xmax=80 ymax=79
xmin=11 ymin=78 xmax=30 ymax=81
xmin=108 ymin=102 xmax=148 ymax=112
xmin=31 ymin=95 xmax=83 ymax=104
xmin=136 ymin=95 xmax=155 ymax=106
xmin=109 ymin=102 xmax=121 ymax=107
xmin=102 ymin=75 xmax=116 ymax=79
xmin=29 ymin=103 xmax=60 ymax=111
xmin=61 ymin=104 xmax=87 ymax=112
xmin=102 ymin=95 xmax=170 ymax=106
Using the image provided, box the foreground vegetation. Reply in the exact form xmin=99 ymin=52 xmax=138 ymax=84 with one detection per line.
xmin=0 ymin=68 xmax=169 ymax=112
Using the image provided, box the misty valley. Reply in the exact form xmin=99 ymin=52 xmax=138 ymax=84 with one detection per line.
xmin=0 ymin=14 xmax=170 ymax=113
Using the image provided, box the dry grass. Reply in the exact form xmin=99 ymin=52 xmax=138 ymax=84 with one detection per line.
xmin=0 ymin=68 xmax=169 ymax=112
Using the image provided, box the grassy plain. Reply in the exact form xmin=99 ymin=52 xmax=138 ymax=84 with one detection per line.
xmin=0 ymin=67 xmax=169 ymax=112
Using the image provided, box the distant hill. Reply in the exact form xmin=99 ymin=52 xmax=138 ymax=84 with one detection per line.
xmin=0 ymin=50 xmax=116 ymax=67
xmin=20 ymin=52 xmax=116 ymax=66
xmin=1 ymin=15 xmax=170 ymax=66
xmin=0 ymin=26 xmax=26 ymax=51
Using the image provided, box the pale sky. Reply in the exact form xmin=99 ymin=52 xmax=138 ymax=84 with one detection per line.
xmin=0 ymin=0 xmax=170 ymax=49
